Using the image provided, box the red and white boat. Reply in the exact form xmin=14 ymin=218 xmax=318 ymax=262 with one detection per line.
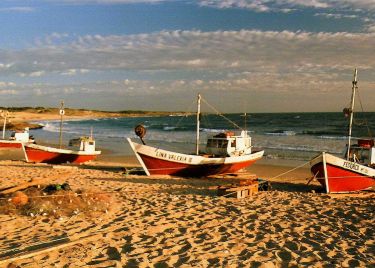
xmin=22 ymin=101 xmax=101 ymax=164
xmin=0 ymin=128 xmax=34 ymax=149
xmin=310 ymin=69 xmax=375 ymax=193
xmin=0 ymin=110 xmax=34 ymax=148
xmin=23 ymin=136 xmax=101 ymax=164
xmin=127 ymin=94 xmax=264 ymax=176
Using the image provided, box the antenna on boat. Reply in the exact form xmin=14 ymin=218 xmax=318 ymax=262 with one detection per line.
xmin=59 ymin=100 xmax=65 ymax=149
xmin=1 ymin=110 xmax=9 ymax=140
xmin=244 ymin=112 xmax=247 ymax=130
xmin=346 ymin=68 xmax=358 ymax=160
xmin=196 ymin=93 xmax=201 ymax=155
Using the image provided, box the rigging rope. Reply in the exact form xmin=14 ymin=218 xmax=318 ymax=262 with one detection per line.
xmin=355 ymin=88 xmax=373 ymax=138
xmin=201 ymin=96 xmax=243 ymax=130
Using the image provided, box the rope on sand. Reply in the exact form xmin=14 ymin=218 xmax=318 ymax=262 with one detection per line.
xmin=268 ymin=160 xmax=311 ymax=181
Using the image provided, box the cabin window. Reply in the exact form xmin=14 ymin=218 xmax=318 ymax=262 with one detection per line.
xmin=89 ymin=142 xmax=94 ymax=145
xmin=350 ymin=148 xmax=369 ymax=163
xmin=231 ymin=140 xmax=236 ymax=147
xmin=219 ymin=140 xmax=228 ymax=148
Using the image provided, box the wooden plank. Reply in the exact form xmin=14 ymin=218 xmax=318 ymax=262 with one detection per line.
xmin=207 ymin=172 xmax=257 ymax=180
xmin=0 ymin=178 xmax=49 ymax=195
xmin=224 ymin=183 xmax=258 ymax=192
xmin=0 ymin=234 xmax=102 ymax=265
xmin=0 ymin=172 xmax=71 ymax=195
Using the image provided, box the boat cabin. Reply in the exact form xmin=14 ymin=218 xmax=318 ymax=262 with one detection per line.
xmin=10 ymin=128 xmax=34 ymax=143
xmin=205 ymin=130 xmax=252 ymax=157
xmin=346 ymin=139 xmax=375 ymax=167
xmin=69 ymin=136 xmax=97 ymax=153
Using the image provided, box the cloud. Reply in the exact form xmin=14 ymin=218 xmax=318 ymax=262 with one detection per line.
xmin=0 ymin=7 xmax=35 ymax=13
xmin=1 ymin=29 xmax=375 ymax=111
xmin=198 ymin=0 xmax=375 ymax=12
xmin=18 ymin=71 xmax=46 ymax=77
xmin=0 ymin=90 xmax=18 ymax=95
xmin=54 ymin=0 xmax=166 ymax=4
xmin=0 ymin=63 xmax=13 ymax=70
xmin=367 ymin=24 xmax=375 ymax=32
xmin=0 ymin=82 xmax=16 ymax=88
xmin=60 ymin=69 xmax=90 ymax=76
xmin=16 ymin=30 xmax=374 ymax=73
xmin=314 ymin=13 xmax=358 ymax=20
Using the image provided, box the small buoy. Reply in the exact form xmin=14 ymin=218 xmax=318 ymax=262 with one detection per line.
xmin=11 ymin=191 xmax=28 ymax=206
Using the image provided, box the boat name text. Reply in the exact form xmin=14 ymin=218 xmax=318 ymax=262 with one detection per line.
xmin=342 ymin=161 xmax=359 ymax=171
xmin=156 ymin=151 xmax=192 ymax=163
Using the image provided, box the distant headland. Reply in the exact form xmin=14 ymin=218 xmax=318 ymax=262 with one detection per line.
xmin=0 ymin=107 xmax=185 ymax=131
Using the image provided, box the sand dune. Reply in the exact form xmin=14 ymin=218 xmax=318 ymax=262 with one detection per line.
xmin=0 ymin=160 xmax=373 ymax=267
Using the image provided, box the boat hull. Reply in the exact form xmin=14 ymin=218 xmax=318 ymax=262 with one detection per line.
xmin=310 ymin=153 xmax=375 ymax=193
xmin=127 ymin=138 xmax=264 ymax=177
xmin=0 ymin=140 xmax=23 ymax=149
xmin=23 ymin=144 xmax=101 ymax=164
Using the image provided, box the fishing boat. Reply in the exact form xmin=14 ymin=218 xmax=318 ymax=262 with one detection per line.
xmin=310 ymin=69 xmax=375 ymax=193
xmin=23 ymin=136 xmax=101 ymax=164
xmin=0 ymin=128 xmax=35 ymax=149
xmin=127 ymin=94 xmax=264 ymax=177
xmin=0 ymin=110 xmax=34 ymax=148
xmin=22 ymin=102 xmax=101 ymax=164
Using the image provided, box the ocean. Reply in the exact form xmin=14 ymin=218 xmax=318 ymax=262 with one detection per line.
xmin=29 ymin=112 xmax=375 ymax=161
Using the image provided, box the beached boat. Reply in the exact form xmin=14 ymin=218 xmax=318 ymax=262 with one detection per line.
xmin=127 ymin=94 xmax=264 ymax=176
xmin=22 ymin=101 xmax=101 ymax=164
xmin=0 ymin=128 xmax=35 ymax=149
xmin=23 ymin=136 xmax=101 ymax=164
xmin=310 ymin=69 xmax=375 ymax=193
xmin=0 ymin=110 xmax=34 ymax=148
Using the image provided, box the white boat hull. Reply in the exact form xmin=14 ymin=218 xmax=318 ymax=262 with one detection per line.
xmin=127 ymin=138 xmax=264 ymax=176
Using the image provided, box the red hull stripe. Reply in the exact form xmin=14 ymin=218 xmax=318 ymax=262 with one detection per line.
xmin=24 ymin=147 xmax=97 ymax=164
xmin=138 ymin=153 xmax=257 ymax=176
xmin=0 ymin=141 xmax=22 ymax=149
xmin=311 ymin=162 xmax=374 ymax=193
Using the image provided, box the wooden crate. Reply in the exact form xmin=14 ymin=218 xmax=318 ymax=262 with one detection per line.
xmin=217 ymin=181 xmax=259 ymax=199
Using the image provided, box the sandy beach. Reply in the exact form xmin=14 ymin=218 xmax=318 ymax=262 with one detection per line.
xmin=0 ymin=148 xmax=373 ymax=267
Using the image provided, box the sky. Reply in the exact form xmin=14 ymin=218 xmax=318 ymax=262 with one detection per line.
xmin=0 ymin=0 xmax=374 ymax=113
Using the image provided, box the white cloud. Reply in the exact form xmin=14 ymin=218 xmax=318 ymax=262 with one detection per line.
xmin=0 ymin=63 xmax=13 ymax=70
xmin=33 ymin=88 xmax=44 ymax=96
xmin=0 ymin=7 xmax=35 ymax=13
xmin=0 ymin=82 xmax=16 ymax=88
xmin=367 ymin=24 xmax=375 ymax=32
xmin=29 ymin=71 xmax=46 ymax=77
xmin=314 ymin=12 xmax=358 ymax=19
xmin=1 ymin=29 xmax=375 ymax=111
xmin=70 ymin=30 xmax=375 ymax=71
xmin=61 ymin=69 xmax=84 ymax=76
xmin=198 ymin=0 xmax=375 ymax=12
xmin=0 ymin=90 xmax=18 ymax=95
xmin=55 ymin=0 xmax=166 ymax=4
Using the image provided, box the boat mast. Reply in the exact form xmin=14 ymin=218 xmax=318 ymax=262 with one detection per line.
xmin=196 ymin=93 xmax=201 ymax=155
xmin=346 ymin=68 xmax=357 ymax=160
xmin=59 ymin=100 xmax=65 ymax=149
xmin=1 ymin=110 xmax=8 ymax=139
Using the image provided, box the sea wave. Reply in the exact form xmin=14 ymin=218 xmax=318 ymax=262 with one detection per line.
xmin=42 ymin=123 xmax=60 ymax=133
xmin=200 ymin=128 xmax=227 ymax=133
xmin=163 ymin=126 xmax=179 ymax=131
xmin=317 ymin=135 xmax=348 ymax=140
xmin=265 ymin=130 xmax=296 ymax=136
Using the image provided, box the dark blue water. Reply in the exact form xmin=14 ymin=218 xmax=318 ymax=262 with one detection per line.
xmin=29 ymin=112 xmax=375 ymax=161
